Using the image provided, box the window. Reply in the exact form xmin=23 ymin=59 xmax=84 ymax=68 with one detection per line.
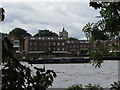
xmin=30 ymin=47 xmax=33 ymax=51
xmin=58 ymin=48 xmax=60 ymax=51
xmin=80 ymin=41 xmax=84 ymax=43
xmin=53 ymin=47 xmax=56 ymax=51
xmin=84 ymin=45 xmax=86 ymax=48
xmin=30 ymin=42 xmax=32 ymax=45
xmin=58 ymin=42 xmax=60 ymax=45
xmin=74 ymin=45 xmax=75 ymax=48
xmin=45 ymin=43 xmax=46 ymax=45
xmin=35 ymin=47 xmax=37 ymax=50
xmin=13 ymin=40 xmax=20 ymax=45
xmin=67 ymin=41 xmax=70 ymax=43
xmin=80 ymin=45 xmax=82 ymax=47
xmin=49 ymin=42 xmax=51 ymax=46
xmin=31 ymin=37 xmax=35 ymax=39
xmin=14 ymin=47 xmax=19 ymax=51
xmin=35 ymin=42 xmax=37 ymax=45
xmin=11 ymin=37 xmax=14 ymax=40
xmin=48 ymin=47 xmax=51 ymax=50
xmin=85 ymin=41 xmax=88 ymax=43
xmin=53 ymin=42 xmax=55 ymax=45
xmin=62 ymin=42 xmax=64 ymax=45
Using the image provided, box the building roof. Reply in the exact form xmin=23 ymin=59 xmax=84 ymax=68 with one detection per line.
xmin=26 ymin=36 xmax=64 ymax=41
xmin=26 ymin=36 xmax=89 ymax=44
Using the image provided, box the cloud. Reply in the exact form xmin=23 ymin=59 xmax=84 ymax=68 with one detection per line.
xmin=1 ymin=2 xmax=100 ymax=40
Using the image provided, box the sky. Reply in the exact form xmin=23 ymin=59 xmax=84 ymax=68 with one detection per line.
xmin=0 ymin=0 xmax=100 ymax=40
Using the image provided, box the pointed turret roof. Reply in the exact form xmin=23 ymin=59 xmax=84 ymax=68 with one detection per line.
xmin=63 ymin=27 xmax=65 ymax=31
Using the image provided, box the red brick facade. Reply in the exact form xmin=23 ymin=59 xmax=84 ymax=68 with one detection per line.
xmin=24 ymin=36 xmax=120 ymax=55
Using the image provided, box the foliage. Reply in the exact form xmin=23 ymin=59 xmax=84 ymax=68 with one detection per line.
xmin=82 ymin=2 xmax=120 ymax=68
xmin=67 ymin=84 xmax=83 ymax=90
xmin=84 ymin=2 xmax=120 ymax=40
xmin=82 ymin=22 xmax=109 ymax=41
xmin=0 ymin=7 xmax=5 ymax=21
xmin=67 ymin=37 xmax=78 ymax=40
xmin=85 ymin=84 xmax=103 ymax=90
xmin=110 ymin=81 xmax=120 ymax=90
xmin=89 ymin=2 xmax=120 ymax=39
xmin=90 ymin=40 xmax=109 ymax=68
xmin=68 ymin=82 xmax=120 ymax=90
xmin=34 ymin=29 xmax=58 ymax=37
xmin=2 ymin=37 xmax=57 ymax=90
xmin=79 ymin=48 xmax=89 ymax=56
xmin=67 ymin=84 xmax=103 ymax=90
xmin=70 ymin=50 xmax=78 ymax=56
xmin=9 ymin=28 xmax=32 ymax=51
xmin=9 ymin=28 xmax=32 ymax=40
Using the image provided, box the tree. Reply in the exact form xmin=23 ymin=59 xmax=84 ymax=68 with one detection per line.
xmin=2 ymin=37 xmax=57 ymax=90
xmin=67 ymin=37 xmax=78 ymax=40
xmin=67 ymin=83 xmax=103 ymax=90
xmin=34 ymin=30 xmax=58 ymax=37
xmin=83 ymin=2 xmax=120 ymax=41
xmin=89 ymin=2 xmax=120 ymax=39
xmin=67 ymin=82 xmax=120 ymax=89
xmin=79 ymin=48 xmax=89 ymax=56
xmin=0 ymin=7 xmax=5 ymax=21
xmin=9 ymin=28 xmax=32 ymax=51
xmin=83 ymin=22 xmax=109 ymax=41
xmin=82 ymin=1 xmax=120 ymax=68
xmin=9 ymin=28 xmax=32 ymax=39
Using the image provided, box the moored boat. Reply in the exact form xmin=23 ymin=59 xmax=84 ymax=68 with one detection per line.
xmin=28 ymin=57 xmax=91 ymax=64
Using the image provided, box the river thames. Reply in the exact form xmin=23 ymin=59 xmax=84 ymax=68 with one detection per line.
xmin=21 ymin=60 xmax=118 ymax=88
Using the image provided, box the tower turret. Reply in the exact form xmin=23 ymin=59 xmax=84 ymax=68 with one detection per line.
xmin=59 ymin=27 xmax=68 ymax=40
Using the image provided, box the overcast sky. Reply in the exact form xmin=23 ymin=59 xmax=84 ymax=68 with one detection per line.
xmin=0 ymin=0 xmax=100 ymax=40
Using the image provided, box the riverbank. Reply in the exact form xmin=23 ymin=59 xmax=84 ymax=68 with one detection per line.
xmin=28 ymin=57 xmax=91 ymax=64
xmin=26 ymin=56 xmax=120 ymax=64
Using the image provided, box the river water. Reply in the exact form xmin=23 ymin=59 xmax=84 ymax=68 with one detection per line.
xmin=21 ymin=60 xmax=118 ymax=88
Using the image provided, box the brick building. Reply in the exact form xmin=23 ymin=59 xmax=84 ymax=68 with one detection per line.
xmin=24 ymin=36 xmax=67 ymax=54
xmin=24 ymin=36 xmax=92 ymax=54
xmin=24 ymin=36 xmax=93 ymax=58
xmin=24 ymin=35 xmax=120 ymax=58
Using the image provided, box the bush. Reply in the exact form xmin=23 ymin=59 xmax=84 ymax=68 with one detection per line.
xmin=110 ymin=81 xmax=120 ymax=90
xmin=67 ymin=84 xmax=83 ymax=90
xmin=85 ymin=84 xmax=103 ymax=90
xmin=67 ymin=84 xmax=103 ymax=90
